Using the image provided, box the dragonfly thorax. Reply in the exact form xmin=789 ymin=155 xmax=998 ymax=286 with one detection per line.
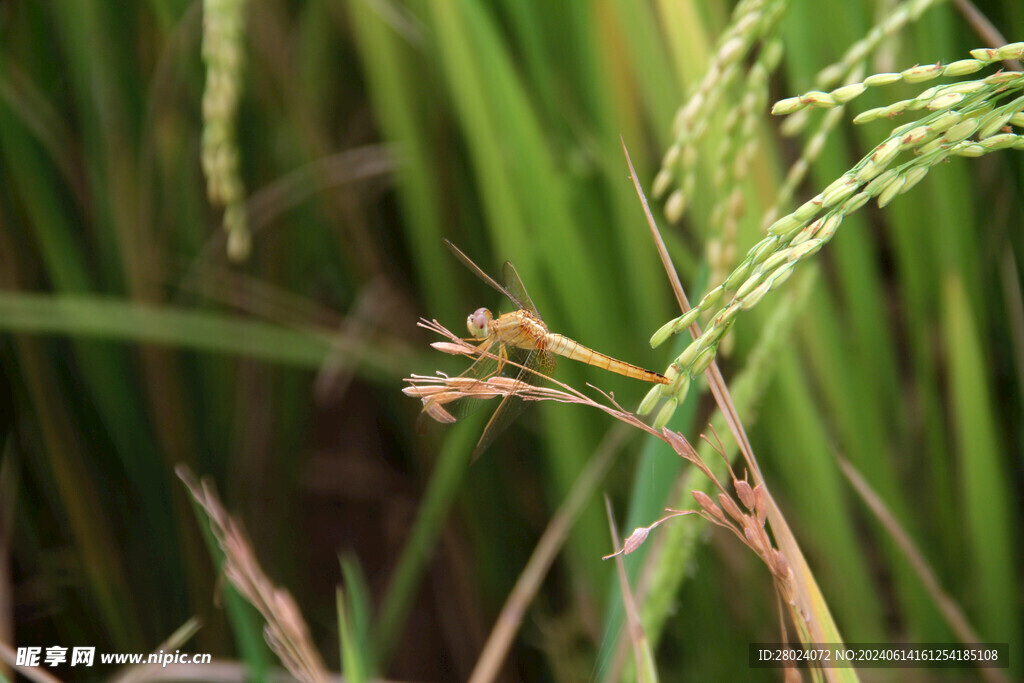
xmin=467 ymin=307 xmax=493 ymax=339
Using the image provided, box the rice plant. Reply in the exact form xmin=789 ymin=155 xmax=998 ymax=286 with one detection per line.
xmin=1 ymin=0 xmax=1020 ymax=680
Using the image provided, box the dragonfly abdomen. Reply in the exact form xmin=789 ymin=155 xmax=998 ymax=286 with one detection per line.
xmin=543 ymin=334 xmax=668 ymax=384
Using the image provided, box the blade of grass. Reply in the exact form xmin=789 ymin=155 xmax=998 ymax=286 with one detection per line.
xmin=0 ymin=292 xmax=407 ymax=378
xmin=760 ymin=352 xmax=885 ymax=640
xmin=337 ymin=587 xmax=367 ymax=683
xmin=339 ymin=556 xmax=374 ymax=681
xmin=347 ymin=0 xmax=452 ymax=316
xmin=942 ymin=275 xmax=1020 ymax=648
xmin=373 ymin=416 xmax=476 ymax=667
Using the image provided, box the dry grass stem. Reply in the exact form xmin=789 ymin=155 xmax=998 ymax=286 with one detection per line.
xmin=604 ymin=496 xmax=657 ymax=683
xmin=111 ymin=618 xmax=203 ymax=683
xmin=468 ymin=426 xmax=631 ymax=683
xmin=176 ymin=467 xmax=329 ymax=683
xmin=838 ymin=457 xmax=1010 ymax=683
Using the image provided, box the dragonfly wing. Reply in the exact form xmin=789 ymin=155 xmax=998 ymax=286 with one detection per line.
xmin=471 ymin=346 xmax=532 ymax=460
xmin=471 ymin=389 xmax=526 ymax=459
xmin=501 ymin=261 xmax=539 ymax=315
xmin=470 ymin=345 xmax=557 ymax=460
xmin=534 ymin=345 xmax=557 ymax=378
xmin=444 ymin=239 xmax=529 ymax=310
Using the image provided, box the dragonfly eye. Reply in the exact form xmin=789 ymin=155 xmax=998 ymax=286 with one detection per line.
xmin=467 ymin=307 xmax=491 ymax=338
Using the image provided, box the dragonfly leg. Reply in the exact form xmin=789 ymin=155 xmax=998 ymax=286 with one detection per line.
xmin=468 ymin=339 xmax=504 ymax=381
xmin=496 ymin=344 xmax=508 ymax=376
xmin=475 ymin=342 xmax=508 ymax=381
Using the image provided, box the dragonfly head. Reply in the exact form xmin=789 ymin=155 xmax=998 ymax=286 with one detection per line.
xmin=467 ymin=307 xmax=492 ymax=339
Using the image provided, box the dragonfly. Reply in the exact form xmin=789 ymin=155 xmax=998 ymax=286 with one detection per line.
xmin=425 ymin=240 xmax=669 ymax=459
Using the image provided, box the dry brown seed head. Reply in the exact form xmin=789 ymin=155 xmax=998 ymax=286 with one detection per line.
xmin=692 ymin=490 xmax=728 ymax=525
xmin=422 ymin=400 xmax=457 ymax=424
xmin=735 ymin=479 xmax=755 ymax=509
xmin=772 ymin=549 xmax=792 ymax=580
xmin=743 ymin=526 xmax=765 ymax=556
xmin=621 ymin=527 xmax=649 ymax=555
xmin=717 ymin=492 xmax=745 ymax=524
xmin=431 ymin=341 xmax=470 ymax=355
xmin=754 ymin=484 xmax=768 ymax=526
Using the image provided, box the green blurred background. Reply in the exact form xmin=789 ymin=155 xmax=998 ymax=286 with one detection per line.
xmin=1 ymin=0 xmax=1021 ymax=680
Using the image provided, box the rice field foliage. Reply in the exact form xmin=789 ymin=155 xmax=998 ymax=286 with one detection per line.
xmin=1 ymin=0 xmax=1021 ymax=680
